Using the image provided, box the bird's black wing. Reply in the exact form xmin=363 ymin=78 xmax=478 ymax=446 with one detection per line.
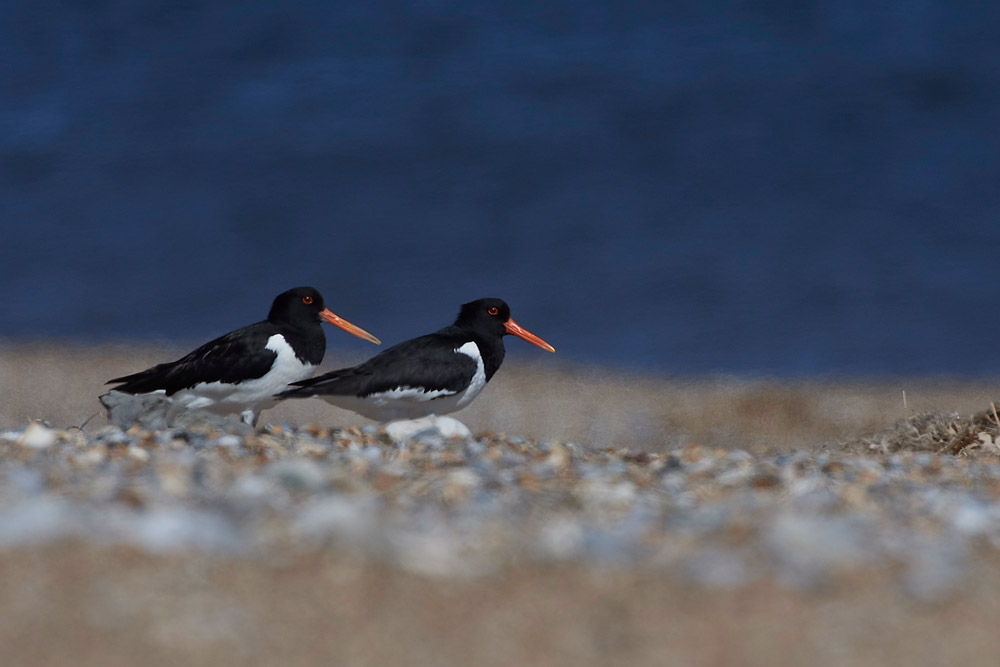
xmin=107 ymin=322 xmax=278 ymax=395
xmin=279 ymin=329 xmax=477 ymax=399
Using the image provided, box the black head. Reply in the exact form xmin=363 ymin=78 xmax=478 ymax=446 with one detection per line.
xmin=268 ymin=287 xmax=381 ymax=344
xmin=268 ymin=287 xmax=328 ymax=324
xmin=454 ymin=298 xmax=555 ymax=352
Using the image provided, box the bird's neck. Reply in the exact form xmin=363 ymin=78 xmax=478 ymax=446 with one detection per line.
xmin=279 ymin=322 xmax=326 ymax=365
xmin=470 ymin=333 xmax=505 ymax=382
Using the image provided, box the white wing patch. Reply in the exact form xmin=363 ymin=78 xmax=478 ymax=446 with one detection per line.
xmin=370 ymin=386 xmax=457 ymax=403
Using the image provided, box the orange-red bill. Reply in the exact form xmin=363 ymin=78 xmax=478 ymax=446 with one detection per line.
xmin=503 ymin=318 xmax=555 ymax=353
xmin=320 ymin=309 xmax=381 ymax=345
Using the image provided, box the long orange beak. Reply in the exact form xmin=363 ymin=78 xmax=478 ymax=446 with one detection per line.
xmin=320 ymin=309 xmax=381 ymax=345
xmin=503 ymin=318 xmax=555 ymax=353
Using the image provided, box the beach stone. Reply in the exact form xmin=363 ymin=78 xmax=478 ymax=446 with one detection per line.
xmin=19 ymin=422 xmax=56 ymax=449
xmin=215 ymin=435 xmax=242 ymax=448
xmin=2 ymin=416 xmax=1000 ymax=600
xmin=127 ymin=445 xmax=150 ymax=462
xmin=442 ymin=468 xmax=481 ymax=503
xmin=385 ymin=416 xmax=472 ymax=442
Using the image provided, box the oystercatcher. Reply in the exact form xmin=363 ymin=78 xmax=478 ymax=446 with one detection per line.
xmin=276 ymin=298 xmax=554 ymax=438
xmin=104 ymin=286 xmax=380 ymax=426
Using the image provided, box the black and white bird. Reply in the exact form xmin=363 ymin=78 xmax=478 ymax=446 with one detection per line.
xmin=105 ymin=286 xmax=380 ymax=426
xmin=276 ymin=298 xmax=555 ymax=437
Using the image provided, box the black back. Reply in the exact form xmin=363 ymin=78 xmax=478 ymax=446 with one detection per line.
xmin=282 ymin=298 xmax=513 ymax=398
xmin=107 ymin=287 xmax=329 ymax=395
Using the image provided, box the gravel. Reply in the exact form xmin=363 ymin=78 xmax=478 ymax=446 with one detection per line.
xmin=2 ymin=415 xmax=1000 ymax=601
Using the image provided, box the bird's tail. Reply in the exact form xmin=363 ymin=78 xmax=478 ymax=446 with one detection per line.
xmin=106 ymin=364 xmax=172 ymax=394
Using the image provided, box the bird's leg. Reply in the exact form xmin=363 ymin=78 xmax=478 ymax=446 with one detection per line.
xmin=241 ymin=409 xmax=259 ymax=427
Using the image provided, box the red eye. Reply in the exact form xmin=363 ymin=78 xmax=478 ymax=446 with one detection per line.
xmin=488 ymin=306 xmax=499 ymax=316
xmin=302 ymin=296 xmax=314 ymax=305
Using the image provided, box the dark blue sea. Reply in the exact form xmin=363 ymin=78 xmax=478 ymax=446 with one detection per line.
xmin=3 ymin=1 xmax=1000 ymax=376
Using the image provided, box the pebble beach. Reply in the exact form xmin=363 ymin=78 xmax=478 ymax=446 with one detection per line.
xmin=4 ymin=416 xmax=1000 ymax=596
xmin=3 ymin=344 xmax=1000 ymax=665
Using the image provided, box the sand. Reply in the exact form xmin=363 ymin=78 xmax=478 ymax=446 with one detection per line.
xmin=3 ymin=342 xmax=996 ymax=452
xmin=3 ymin=342 xmax=1000 ymax=667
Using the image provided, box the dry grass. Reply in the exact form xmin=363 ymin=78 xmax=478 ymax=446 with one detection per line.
xmin=841 ymin=410 xmax=1000 ymax=455
xmin=3 ymin=342 xmax=999 ymax=454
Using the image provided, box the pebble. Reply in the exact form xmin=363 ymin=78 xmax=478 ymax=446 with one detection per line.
xmin=18 ymin=422 xmax=57 ymax=449
xmin=216 ymin=435 xmax=242 ymax=448
xmin=128 ymin=445 xmax=150 ymax=462
xmin=0 ymin=419 xmax=998 ymax=601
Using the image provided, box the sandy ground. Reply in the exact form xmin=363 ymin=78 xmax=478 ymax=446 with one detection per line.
xmin=3 ymin=342 xmax=997 ymax=453
xmin=4 ymin=544 xmax=1000 ymax=667
xmin=3 ymin=342 xmax=1000 ymax=666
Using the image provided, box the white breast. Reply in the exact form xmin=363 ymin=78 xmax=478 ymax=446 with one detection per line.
xmin=172 ymin=334 xmax=314 ymax=413
xmin=451 ymin=341 xmax=487 ymax=409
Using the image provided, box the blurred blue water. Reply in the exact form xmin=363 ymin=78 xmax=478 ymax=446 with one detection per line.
xmin=3 ymin=1 xmax=1000 ymax=375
